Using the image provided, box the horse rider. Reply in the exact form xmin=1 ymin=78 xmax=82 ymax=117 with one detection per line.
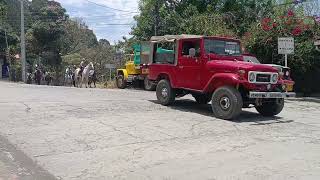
xmin=79 ymin=61 xmax=85 ymax=77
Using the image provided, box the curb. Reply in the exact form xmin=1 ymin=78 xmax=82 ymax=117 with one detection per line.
xmin=286 ymin=97 xmax=320 ymax=103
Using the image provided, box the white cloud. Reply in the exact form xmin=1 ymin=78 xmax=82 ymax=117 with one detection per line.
xmin=55 ymin=0 xmax=139 ymax=42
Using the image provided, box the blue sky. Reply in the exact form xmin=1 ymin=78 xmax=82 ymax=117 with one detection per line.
xmin=55 ymin=0 xmax=139 ymax=44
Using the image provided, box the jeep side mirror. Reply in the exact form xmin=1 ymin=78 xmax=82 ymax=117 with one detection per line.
xmin=189 ymin=48 xmax=196 ymax=58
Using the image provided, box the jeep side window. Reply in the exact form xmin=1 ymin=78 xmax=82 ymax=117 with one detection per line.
xmin=204 ymin=39 xmax=241 ymax=56
xmin=181 ymin=41 xmax=201 ymax=57
xmin=153 ymin=42 xmax=175 ymax=64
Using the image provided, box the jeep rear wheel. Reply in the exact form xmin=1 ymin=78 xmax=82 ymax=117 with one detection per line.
xmin=116 ymin=75 xmax=126 ymax=89
xmin=193 ymin=94 xmax=211 ymax=104
xmin=144 ymin=78 xmax=156 ymax=91
xmin=211 ymin=86 xmax=243 ymax=120
xmin=156 ymin=79 xmax=175 ymax=106
xmin=255 ymin=98 xmax=284 ymax=116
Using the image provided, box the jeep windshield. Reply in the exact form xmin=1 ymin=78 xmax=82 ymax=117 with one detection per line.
xmin=204 ymin=39 xmax=241 ymax=56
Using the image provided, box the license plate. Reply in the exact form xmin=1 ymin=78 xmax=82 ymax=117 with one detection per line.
xmin=127 ymin=76 xmax=133 ymax=82
xmin=249 ymin=92 xmax=284 ymax=98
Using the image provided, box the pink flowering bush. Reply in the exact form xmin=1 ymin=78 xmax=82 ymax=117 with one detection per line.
xmin=243 ymin=9 xmax=320 ymax=93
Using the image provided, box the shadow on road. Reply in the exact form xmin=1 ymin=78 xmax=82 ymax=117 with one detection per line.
xmin=149 ymin=99 xmax=294 ymax=125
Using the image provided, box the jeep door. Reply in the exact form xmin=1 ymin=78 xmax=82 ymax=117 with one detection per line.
xmin=177 ymin=39 xmax=202 ymax=90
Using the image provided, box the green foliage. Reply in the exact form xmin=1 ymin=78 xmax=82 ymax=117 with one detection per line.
xmin=61 ymin=19 xmax=98 ymax=55
xmin=244 ymin=9 xmax=320 ymax=94
xmin=132 ymin=0 xmax=274 ymax=39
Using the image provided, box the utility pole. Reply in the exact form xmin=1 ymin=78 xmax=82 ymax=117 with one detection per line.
xmin=20 ymin=0 xmax=26 ymax=83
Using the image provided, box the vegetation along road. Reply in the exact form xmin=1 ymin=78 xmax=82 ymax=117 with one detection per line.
xmin=0 ymin=81 xmax=319 ymax=180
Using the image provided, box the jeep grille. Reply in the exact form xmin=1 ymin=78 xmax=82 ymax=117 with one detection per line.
xmin=256 ymin=74 xmax=271 ymax=83
xmin=248 ymin=71 xmax=278 ymax=84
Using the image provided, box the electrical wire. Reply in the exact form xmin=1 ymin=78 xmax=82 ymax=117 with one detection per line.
xmin=84 ymin=0 xmax=139 ymax=14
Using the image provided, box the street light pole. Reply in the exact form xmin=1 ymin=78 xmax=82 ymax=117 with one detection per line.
xmin=20 ymin=0 xmax=26 ymax=83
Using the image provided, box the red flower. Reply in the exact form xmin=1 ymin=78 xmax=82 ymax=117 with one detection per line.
xmin=288 ymin=10 xmax=295 ymax=17
xmin=272 ymin=22 xmax=278 ymax=28
xmin=292 ymin=26 xmax=302 ymax=36
xmin=261 ymin=18 xmax=273 ymax=31
xmin=262 ymin=18 xmax=272 ymax=24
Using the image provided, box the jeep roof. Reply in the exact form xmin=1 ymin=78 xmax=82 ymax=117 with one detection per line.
xmin=150 ymin=34 xmax=240 ymax=43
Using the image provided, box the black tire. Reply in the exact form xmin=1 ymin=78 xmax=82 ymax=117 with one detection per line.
xmin=116 ymin=75 xmax=126 ymax=89
xmin=156 ymin=79 xmax=175 ymax=106
xmin=211 ymin=86 xmax=243 ymax=120
xmin=193 ymin=94 xmax=211 ymax=104
xmin=144 ymin=78 xmax=156 ymax=91
xmin=255 ymin=98 xmax=284 ymax=116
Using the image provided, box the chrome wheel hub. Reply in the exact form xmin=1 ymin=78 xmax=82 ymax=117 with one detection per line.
xmin=220 ymin=96 xmax=231 ymax=110
xmin=161 ymin=88 xmax=168 ymax=98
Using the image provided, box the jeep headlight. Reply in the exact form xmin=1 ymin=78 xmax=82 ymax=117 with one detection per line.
xmin=249 ymin=72 xmax=256 ymax=82
xmin=271 ymin=73 xmax=278 ymax=83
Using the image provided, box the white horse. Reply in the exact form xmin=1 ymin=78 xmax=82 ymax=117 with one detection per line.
xmin=74 ymin=62 xmax=94 ymax=88
xmin=74 ymin=68 xmax=81 ymax=88
xmin=81 ymin=62 xmax=94 ymax=88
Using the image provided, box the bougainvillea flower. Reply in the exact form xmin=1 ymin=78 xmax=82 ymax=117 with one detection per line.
xmin=292 ymin=26 xmax=302 ymax=36
xmin=272 ymin=22 xmax=278 ymax=28
xmin=261 ymin=18 xmax=273 ymax=31
xmin=288 ymin=10 xmax=295 ymax=17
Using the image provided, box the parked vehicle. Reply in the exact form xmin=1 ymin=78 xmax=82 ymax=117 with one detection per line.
xmin=147 ymin=35 xmax=296 ymax=120
xmin=243 ymin=54 xmax=295 ymax=92
xmin=116 ymin=44 xmax=156 ymax=90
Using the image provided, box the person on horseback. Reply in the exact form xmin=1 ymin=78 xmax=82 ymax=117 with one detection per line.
xmin=34 ymin=64 xmax=42 ymax=85
xmin=79 ymin=60 xmax=85 ymax=77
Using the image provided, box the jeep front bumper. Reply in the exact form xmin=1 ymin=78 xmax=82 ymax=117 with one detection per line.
xmin=249 ymin=92 xmax=296 ymax=98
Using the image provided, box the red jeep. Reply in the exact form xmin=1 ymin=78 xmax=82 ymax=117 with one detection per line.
xmin=148 ymin=35 xmax=296 ymax=120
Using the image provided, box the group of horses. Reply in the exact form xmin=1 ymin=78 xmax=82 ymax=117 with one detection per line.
xmin=26 ymin=62 xmax=97 ymax=88
xmin=27 ymin=69 xmax=52 ymax=85
xmin=64 ymin=62 xmax=97 ymax=88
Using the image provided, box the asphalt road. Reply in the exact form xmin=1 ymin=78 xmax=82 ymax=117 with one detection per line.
xmin=0 ymin=81 xmax=319 ymax=180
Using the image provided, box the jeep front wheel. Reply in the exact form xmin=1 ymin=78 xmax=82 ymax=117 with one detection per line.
xmin=211 ymin=86 xmax=243 ymax=120
xmin=156 ymin=79 xmax=175 ymax=106
xmin=255 ymin=98 xmax=284 ymax=116
xmin=144 ymin=78 xmax=156 ymax=91
xmin=116 ymin=75 xmax=126 ymax=89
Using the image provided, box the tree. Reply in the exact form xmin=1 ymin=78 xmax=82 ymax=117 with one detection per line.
xmin=61 ymin=18 xmax=98 ymax=55
xmin=27 ymin=0 xmax=66 ymax=68
xmin=244 ymin=8 xmax=320 ymax=94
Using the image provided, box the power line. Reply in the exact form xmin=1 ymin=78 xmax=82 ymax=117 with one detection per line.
xmin=84 ymin=0 xmax=139 ymax=14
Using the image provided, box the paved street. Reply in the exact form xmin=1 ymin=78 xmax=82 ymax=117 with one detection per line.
xmin=0 ymin=81 xmax=320 ymax=180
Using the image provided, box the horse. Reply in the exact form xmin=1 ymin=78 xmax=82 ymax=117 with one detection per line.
xmin=26 ymin=72 xmax=33 ymax=84
xmin=88 ymin=70 xmax=97 ymax=88
xmin=74 ymin=62 xmax=94 ymax=88
xmin=74 ymin=68 xmax=81 ymax=87
xmin=64 ymin=67 xmax=74 ymax=87
xmin=34 ymin=69 xmax=42 ymax=85
xmin=44 ymin=72 xmax=53 ymax=86
xmin=81 ymin=62 xmax=94 ymax=88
